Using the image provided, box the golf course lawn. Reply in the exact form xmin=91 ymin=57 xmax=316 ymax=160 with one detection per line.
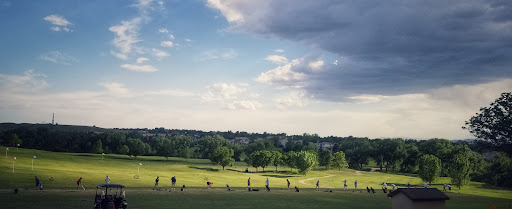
xmin=1 ymin=146 xmax=511 ymax=208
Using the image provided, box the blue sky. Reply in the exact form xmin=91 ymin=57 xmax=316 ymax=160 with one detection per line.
xmin=1 ymin=0 xmax=512 ymax=139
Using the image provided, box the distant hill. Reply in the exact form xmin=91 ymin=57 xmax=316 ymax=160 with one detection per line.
xmin=0 ymin=122 xmax=112 ymax=133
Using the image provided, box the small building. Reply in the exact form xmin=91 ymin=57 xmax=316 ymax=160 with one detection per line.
xmin=388 ymin=188 xmax=449 ymax=209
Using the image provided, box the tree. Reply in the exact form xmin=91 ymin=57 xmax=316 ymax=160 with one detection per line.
xmin=400 ymin=143 xmax=420 ymax=173
xmin=418 ymin=154 xmax=441 ymax=185
xmin=318 ymin=150 xmax=333 ymax=169
xmin=271 ymin=151 xmax=284 ymax=171
xmin=9 ymin=133 xmax=22 ymax=148
xmin=91 ymin=140 xmax=103 ymax=154
xmin=463 ymin=92 xmax=512 ymax=152
xmin=210 ymin=146 xmax=235 ymax=170
xmin=484 ymin=152 xmax=512 ymax=187
xmin=180 ymin=147 xmax=190 ymax=161
xmin=295 ymin=151 xmax=317 ymax=175
xmin=284 ymin=151 xmax=298 ymax=171
xmin=258 ymin=150 xmax=273 ymax=171
xmin=198 ymin=135 xmax=230 ymax=159
xmin=332 ymin=151 xmax=349 ymax=171
xmin=119 ymin=145 xmax=130 ymax=156
xmin=446 ymin=154 xmax=472 ymax=190
xmin=127 ymin=138 xmax=145 ymax=159
xmin=418 ymin=138 xmax=453 ymax=175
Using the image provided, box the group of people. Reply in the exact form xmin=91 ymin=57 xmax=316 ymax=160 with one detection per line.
xmin=67 ymin=175 xmax=453 ymax=193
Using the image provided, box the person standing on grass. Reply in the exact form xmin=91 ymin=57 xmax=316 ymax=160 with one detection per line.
xmin=248 ymin=177 xmax=251 ymax=189
xmin=105 ymin=175 xmax=110 ymax=184
xmin=287 ymin=179 xmax=290 ymax=190
xmin=266 ymin=178 xmax=269 ymax=187
xmin=443 ymin=183 xmax=446 ymax=192
xmin=354 ymin=179 xmax=358 ymax=190
xmin=316 ymin=180 xmax=320 ymax=190
xmin=153 ymin=176 xmax=159 ymax=190
xmin=77 ymin=177 xmax=85 ymax=190
xmin=343 ymin=180 xmax=347 ymax=190
xmin=35 ymin=176 xmax=40 ymax=190
xmin=407 ymin=182 xmax=411 ymax=189
xmin=171 ymin=176 xmax=177 ymax=189
xmin=391 ymin=184 xmax=396 ymax=191
xmin=424 ymin=182 xmax=427 ymax=188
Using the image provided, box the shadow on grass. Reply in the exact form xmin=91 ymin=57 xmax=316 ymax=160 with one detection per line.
xmin=189 ymin=166 xmax=219 ymax=172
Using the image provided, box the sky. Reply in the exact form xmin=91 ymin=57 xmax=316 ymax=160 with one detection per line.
xmin=1 ymin=0 xmax=512 ymax=139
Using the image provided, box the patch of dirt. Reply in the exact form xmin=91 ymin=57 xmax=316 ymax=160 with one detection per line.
xmin=354 ymin=171 xmax=362 ymax=175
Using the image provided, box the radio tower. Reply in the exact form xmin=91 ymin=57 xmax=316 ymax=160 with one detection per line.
xmin=52 ymin=113 xmax=55 ymax=125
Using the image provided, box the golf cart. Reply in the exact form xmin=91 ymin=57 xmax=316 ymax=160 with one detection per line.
xmin=93 ymin=183 xmax=127 ymax=209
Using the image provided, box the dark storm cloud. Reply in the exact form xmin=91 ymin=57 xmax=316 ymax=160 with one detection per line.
xmin=215 ymin=0 xmax=512 ymax=100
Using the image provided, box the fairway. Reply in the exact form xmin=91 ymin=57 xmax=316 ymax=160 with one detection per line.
xmin=1 ymin=146 xmax=512 ymax=208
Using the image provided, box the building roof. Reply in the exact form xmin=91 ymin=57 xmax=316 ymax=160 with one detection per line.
xmin=388 ymin=188 xmax=450 ymax=201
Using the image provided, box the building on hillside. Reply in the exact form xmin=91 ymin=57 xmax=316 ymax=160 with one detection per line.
xmin=234 ymin=137 xmax=251 ymax=145
xmin=387 ymin=188 xmax=449 ymax=209
xmin=316 ymin=142 xmax=334 ymax=150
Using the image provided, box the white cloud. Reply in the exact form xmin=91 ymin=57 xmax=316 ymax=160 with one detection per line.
xmin=0 ymin=70 xmax=48 ymax=93
xmin=109 ymin=17 xmax=142 ymax=59
xmin=120 ymin=64 xmax=158 ymax=72
xmin=40 ymin=51 xmax=79 ymax=65
xmin=136 ymin=57 xmax=149 ymax=64
xmin=152 ymin=48 xmax=169 ymax=58
xmin=158 ymin=28 xmax=168 ymax=33
xmin=333 ymin=60 xmax=338 ymax=65
xmin=201 ymin=49 xmax=237 ymax=60
xmin=256 ymin=59 xmax=306 ymax=87
xmin=43 ymin=14 xmax=73 ymax=32
xmin=43 ymin=15 xmax=71 ymax=26
xmin=184 ymin=38 xmax=192 ymax=42
xmin=265 ymin=55 xmax=288 ymax=65
xmin=160 ymin=41 xmax=174 ymax=47
xmin=169 ymin=35 xmax=175 ymax=40
xmin=226 ymin=100 xmax=261 ymax=110
xmin=144 ymin=89 xmax=196 ymax=97
xmin=206 ymin=0 xmax=245 ymax=23
xmin=201 ymin=83 xmax=246 ymax=102
xmin=274 ymin=90 xmax=311 ymax=109
xmin=347 ymin=94 xmax=387 ymax=104
xmin=275 ymin=49 xmax=284 ymax=53
xmin=100 ymin=82 xmax=134 ymax=98
xmin=308 ymin=59 xmax=324 ymax=71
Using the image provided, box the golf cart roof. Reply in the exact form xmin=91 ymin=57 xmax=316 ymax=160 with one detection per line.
xmin=97 ymin=183 xmax=125 ymax=188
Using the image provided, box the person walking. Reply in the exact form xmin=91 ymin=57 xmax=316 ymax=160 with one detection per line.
xmin=287 ymin=179 xmax=290 ymax=190
xmin=153 ymin=176 xmax=159 ymax=190
xmin=391 ymin=184 xmax=396 ymax=191
xmin=171 ymin=176 xmax=177 ymax=189
xmin=105 ymin=175 xmax=110 ymax=184
xmin=316 ymin=180 xmax=320 ymax=190
xmin=77 ymin=177 xmax=85 ymax=190
xmin=266 ymin=178 xmax=270 ymax=187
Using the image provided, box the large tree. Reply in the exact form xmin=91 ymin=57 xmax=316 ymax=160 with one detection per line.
xmin=318 ymin=150 xmax=333 ymax=169
xmin=127 ymin=138 xmax=145 ymax=159
xmin=418 ymin=154 xmax=441 ymax=185
xmin=210 ymin=146 xmax=235 ymax=170
xmin=270 ymin=151 xmax=284 ymax=171
xmin=331 ymin=151 xmax=349 ymax=171
xmin=446 ymin=154 xmax=472 ymax=190
xmin=463 ymin=92 xmax=512 ymax=152
xmin=284 ymin=151 xmax=298 ymax=171
xmin=91 ymin=140 xmax=103 ymax=154
xmin=400 ymin=143 xmax=420 ymax=173
xmin=295 ymin=151 xmax=318 ymax=175
xmin=9 ymin=133 xmax=22 ymax=148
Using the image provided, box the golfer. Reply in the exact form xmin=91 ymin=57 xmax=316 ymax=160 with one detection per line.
xmin=248 ymin=177 xmax=251 ymax=188
xmin=35 ymin=176 xmax=40 ymax=190
xmin=105 ymin=175 xmax=110 ymax=184
xmin=266 ymin=178 xmax=269 ymax=187
xmin=354 ymin=179 xmax=358 ymax=190
xmin=77 ymin=177 xmax=85 ymax=190
xmin=316 ymin=180 xmax=320 ymax=190
xmin=171 ymin=176 xmax=177 ymax=189
xmin=154 ymin=176 xmax=159 ymax=189
xmin=344 ymin=180 xmax=347 ymax=190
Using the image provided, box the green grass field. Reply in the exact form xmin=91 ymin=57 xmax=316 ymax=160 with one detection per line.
xmin=1 ymin=146 xmax=511 ymax=209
